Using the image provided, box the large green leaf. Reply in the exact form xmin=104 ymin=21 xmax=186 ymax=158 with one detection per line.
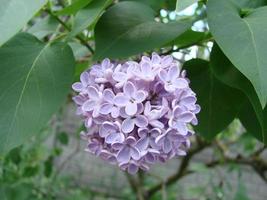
xmin=94 ymin=1 xmax=191 ymax=60
xmin=55 ymin=0 xmax=93 ymax=15
xmin=0 ymin=0 xmax=47 ymax=46
xmin=120 ymin=0 xmax=166 ymax=11
xmin=170 ymin=29 xmax=211 ymax=49
xmin=0 ymin=33 xmax=75 ymax=153
xmin=207 ymin=0 xmax=267 ymax=108
xmin=69 ymin=0 xmax=112 ymax=38
xmin=210 ymin=44 xmax=267 ymax=144
xmin=183 ymin=59 xmax=244 ymax=140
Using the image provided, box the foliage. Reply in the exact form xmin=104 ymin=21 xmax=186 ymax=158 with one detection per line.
xmin=0 ymin=0 xmax=267 ymax=199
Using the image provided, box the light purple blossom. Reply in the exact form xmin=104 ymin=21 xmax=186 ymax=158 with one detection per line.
xmin=159 ymin=65 xmax=188 ymax=92
xmin=114 ymin=81 xmax=147 ymax=116
xmin=72 ymin=52 xmax=200 ymax=174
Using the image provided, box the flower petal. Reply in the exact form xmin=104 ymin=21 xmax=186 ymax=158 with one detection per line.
xmin=122 ymin=118 xmax=135 ymax=133
xmin=114 ymin=93 xmax=129 ymax=107
xmin=80 ymin=71 xmax=90 ymax=86
xmin=126 ymin=136 xmax=136 ymax=145
xmin=99 ymin=103 xmax=113 ymax=115
xmin=152 ymin=52 xmax=161 ymax=64
xmin=111 ymin=107 xmax=120 ymax=118
xmin=159 ymin=69 xmax=168 ymax=82
xmin=163 ymin=139 xmax=172 ymax=153
xmin=125 ymin=101 xmax=138 ymax=116
xmin=136 ymin=137 xmax=149 ymax=152
xmin=101 ymin=58 xmax=111 ymax=69
xmin=173 ymin=78 xmax=188 ymax=89
xmin=135 ymin=115 xmax=148 ymax=128
xmin=137 ymin=128 xmax=148 ymax=138
xmin=124 ymin=81 xmax=136 ymax=97
xmin=106 ymin=132 xmax=124 ymax=144
xmin=117 ymin=147 xmax=131 ymax=164
xmin=82 ymin=100 xmax=96 ymax=111
xmin=128 ymin=163 xmax=139 ymax=174
xmin=141 ymin=62 xmax=152 ymax=74
xmin=161 ymin=55 xmax=173 ymax=67
xmin=113 ymin=72 xmax=127 ymax=82
xmin=168 ymin=66 xmax=179 ymax=81
xmin=130 ymin=147 xmax=141 ymax=160
xmin=87 ymin=86 xmax=99 ymax=100
xmin=179 ymin=112 xmax=194 ymax=122
xmin=103 ymin=89 xmax=114 ymax=103
xmin=134 ymin=91 xmax=147 ymax=103
xmin=72 ymin=82 xmax=83 ymax=92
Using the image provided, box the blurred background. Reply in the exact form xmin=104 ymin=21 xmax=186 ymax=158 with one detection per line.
xmin=0 ymin=0 xmax=266 ymax=200
xmin=1 ymin=102 xmax=266 ymax=200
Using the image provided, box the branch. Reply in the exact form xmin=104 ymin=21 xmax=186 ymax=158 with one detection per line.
xmin=44 ymin=9 xmax=94 ymax=54
xmin=145 ymin=139 xmax=210 ymax=198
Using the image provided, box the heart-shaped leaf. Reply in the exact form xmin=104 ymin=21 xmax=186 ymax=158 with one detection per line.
xmin=0 ymin=0 xmax=46 ymax=46
xmin=207 ymin=0 xmax=267 ymax=108
xmin=183 ymin=59 xmax=244 ymax=140
xmin=210 ymin=44 xmax=267 ymax=144
xmin=94 ymin=1 xmax=191 ymax=60
xmin=0 ymin=33 xmax=75 ymax=153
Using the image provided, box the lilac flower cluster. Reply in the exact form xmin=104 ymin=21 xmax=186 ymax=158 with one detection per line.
xmin=72 ymin=53 xmax=200 ymax=174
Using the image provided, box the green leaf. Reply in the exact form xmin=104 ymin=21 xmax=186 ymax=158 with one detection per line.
xmin=27 ymin=16 xmax=58 ymax=39
xmin=183 ymin=59 xmax=244 ymax=140
xmin=0 ymin=0 xmax=47 ymax=46
xmin=69 ymin=0 xmax=113 ymax=38
xmin=44 ymin=155 xmax=53 ymax=177
xmin=0 ymin=33 xmax=75 ymax=153
xmin=94 ymin=1 xmax=191 ymax=60
xmin=120 ymin=0 xmax=166 ymax=11
xmin=207 ymin=0 xmax=267 ymax=108
xmin=170 ymin=29 xmax=211 ymax=48
xmin=56 ymin=0 xmax=93 ymax=15
xmin=69 ymin=42 xmax=90 ymax=60
xmin=0 ymin=183 xmax=34 ymax=200
xmin=22 ymin=165 xmax=39 ymax=177
xmin=210 ymin=44 xmax=267 ymax=144
xmin=57 ymin=132 xmax=69 ymax=145
xmin=175 ymin=0 xmax=198 ymax=13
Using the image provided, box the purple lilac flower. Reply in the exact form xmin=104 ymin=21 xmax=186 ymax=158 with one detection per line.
xmin=72 ymin=52 xmax=200 ymax=174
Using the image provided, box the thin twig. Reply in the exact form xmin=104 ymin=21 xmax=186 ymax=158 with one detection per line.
xmin=44 ymin=8 xmax=95 ymax=54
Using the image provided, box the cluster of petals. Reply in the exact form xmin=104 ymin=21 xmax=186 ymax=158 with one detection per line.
xmin=72 ymin=53 xmax=200 ymax=174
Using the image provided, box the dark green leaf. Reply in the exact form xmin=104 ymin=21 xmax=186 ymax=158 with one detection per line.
xmin=27 ymin=16 xmax=59 ymax=39
xmin=210 ymin=44 xmax=267 ymax=143
xmin=44 ymin=156 xmax=54 ymax=177
xmin=170 ymin=29 xmax=211 ymax=48
xmin=69 ymin=42 xmax=90 ymax=60
xmin=120 ymin=0 xmax=166 ymax=11
xmin=94 ymin=1 xmax=191 ymax=60
xmin=6 ymin=146 xmax=22 ymax=165
xmin=23 ymin=165 xmax=39 ymax=177
xmin=57 ymin=132 xmax=69 ymax=145
xmin=0 ymin=0 xmax=47 ymax=46
xmin=56 ymin=0 xmax=93 ymax=15
xmin=183 ymin=59 xmax=244 ymax=140
xmin=207 ymin=0 xmax=267 ymax=107
xmin=0 ymin=33 xmax=75 ymax=153
xmin=69 ymin=0 xmax=113 ymax=38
